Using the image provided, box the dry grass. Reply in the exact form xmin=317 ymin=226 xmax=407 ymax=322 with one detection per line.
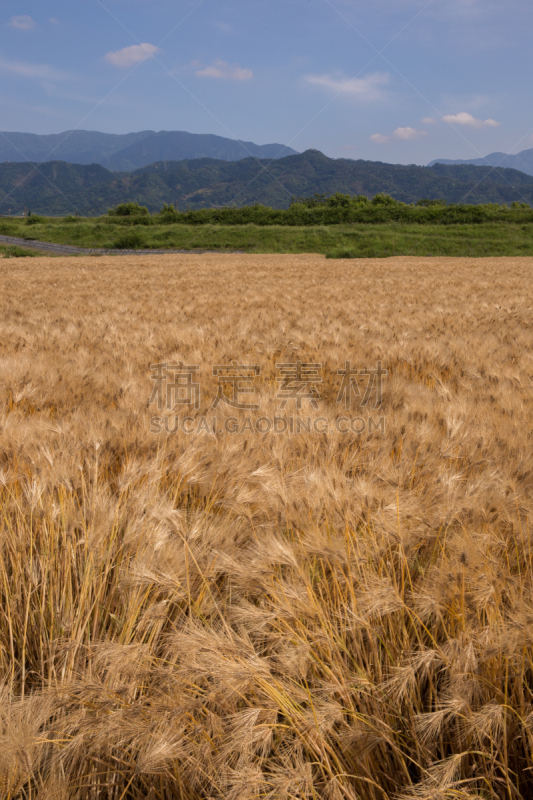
xmin=1 ymin=253 xmax=533 ymax=799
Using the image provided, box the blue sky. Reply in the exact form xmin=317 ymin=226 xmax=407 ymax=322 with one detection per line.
xmin=1 ymin=0 xmax=532 ymax=165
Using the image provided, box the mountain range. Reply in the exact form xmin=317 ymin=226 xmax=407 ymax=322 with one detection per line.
xmin=0 ymin=129 xmax=298 ymax=171
xmin=2 ymin=150 xmax=533 ymax=216
xmin=429 ymin=147 xmax=533 ymax=177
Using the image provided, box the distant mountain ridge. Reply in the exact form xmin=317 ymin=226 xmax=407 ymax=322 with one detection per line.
xmin=429 ymin=147 xmax=533 ymax=177
xmin=105 ymin=131 xmax=299 ymax=171
xmin=0 ymin=129 xmax=298 ymax=171
xmin=2 ymin=150 xmax=533 ymax=217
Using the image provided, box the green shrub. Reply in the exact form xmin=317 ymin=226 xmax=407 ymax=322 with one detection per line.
xmin=108 ymin=202 xmax=150 ymax=217
xmin=113 ymin=231 xmax=145 ymax=249
xmin=416 ymin=198 xmax=446 ymax=207
xmin=25 ymin=216 xmax=45 ymax=225
xmin=1 ymin=245 xmax=38 ymax=258
xmin=371 ymin=193 xmax=399 ymax=206
xmin=156 ymin=203 xmax=180 ymax=222
xmin=96 ymin=194 xmax=533 ymax=227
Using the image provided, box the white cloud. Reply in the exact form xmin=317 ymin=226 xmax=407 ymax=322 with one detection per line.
xmin=394 ymin=126 xmax=427 ymax=140
xmin=105 ymin=43 xmax=159 ymax=68
xmin=8 ymin=15 xmax=35 ymax=30
xmin=195 ymin=59 xmax=253 ymax=81
xmin=305 ymin=72 xmax=389 ymax=101
xmin=442 ymin=112 xmax=500 ymax=128
xmin=370 ymin=127 xmax=427 ymax=144
xmin=0 ymin=57 xmax=69 ymax=81
xmin=423 ymin=117 xmax=436 ymax=124
xmin=370 ymin=133 xmax=391 ymax=144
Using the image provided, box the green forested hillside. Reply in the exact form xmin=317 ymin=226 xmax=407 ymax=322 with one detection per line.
xmin=2 ymin=150 xmax=533 ymax=216
xmin=0 ymin=161 xmax=115 ymax=214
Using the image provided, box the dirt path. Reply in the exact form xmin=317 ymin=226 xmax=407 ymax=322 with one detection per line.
xmin=0 ymin=233 xmax=234 ymax=256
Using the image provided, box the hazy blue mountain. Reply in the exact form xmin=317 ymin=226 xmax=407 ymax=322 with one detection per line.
xmin=3 ymin=150 xmax=533 ymax=217
xmin=0 ymin=129 xmax=298 ymax=170
xmin=106 ymin=131 xmax=298 ymax=171
xmin=428 ymin=148 xmax=533 ymax=177
xmin=0 ymin=130 xmax=153 ymax=166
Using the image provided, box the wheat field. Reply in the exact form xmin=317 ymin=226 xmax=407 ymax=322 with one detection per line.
xmin=1 ymin=253 xmax=533 ymax=799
